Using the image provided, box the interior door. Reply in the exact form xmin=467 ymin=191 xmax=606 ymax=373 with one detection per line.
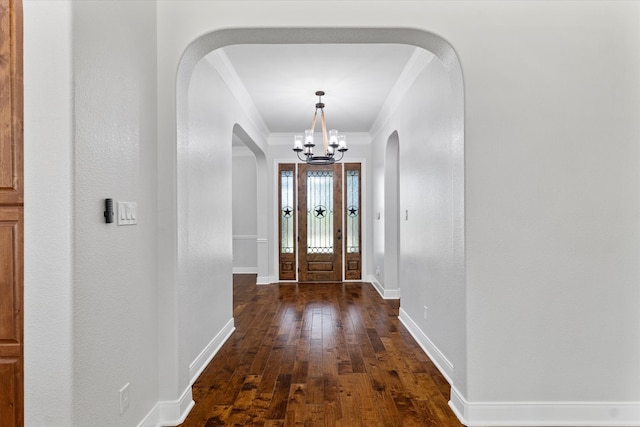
xmin=0 ymin=0 xmax=24 ymax=425
xmin=298 ymin=163 xmax=342 ymax=282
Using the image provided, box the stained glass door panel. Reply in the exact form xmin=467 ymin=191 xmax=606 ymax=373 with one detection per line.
xmin=298 ymin=163 xmax=342 ymax=281
xmin=278 ymin=164 xmax=296 ymax=280
xmin=345 ymin=163 xmax=362 ymax=279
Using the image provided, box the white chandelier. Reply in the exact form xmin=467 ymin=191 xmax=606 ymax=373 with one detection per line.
xmin=293 ymin=91 xmax=348 ymax=165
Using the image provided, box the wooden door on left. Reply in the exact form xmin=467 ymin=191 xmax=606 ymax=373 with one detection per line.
xmin=0 ymin=0 xmax=24 ymax=425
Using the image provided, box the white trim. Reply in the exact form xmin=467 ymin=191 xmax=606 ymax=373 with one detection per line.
xmin=268 ymin=275 xmax=281 ymax=284
xmin=233 ymin=267 xmax=258 ymax=274
xmin=188 ymin=318 xmax=236 ymax=385
xmin=449 ymin=388 xmax=640 ymax=426
xmin=398 ymin=307 xmax=454 ymax=384
xmin=205 ymin=50 xmax=270 ymax=140
xmin=233 ymin=234 xmax=258 ymax=241
xmin=138 ymin=386 xmax=194 ymax=427
xmin=369 ymin=48 xmax=435 ymax=140
xmin=256 ymin=239 xmax=268 ymax=284
xmin=256 ymin=275 xmax=270 ymax=285
xmin=368 ymin=275 xmax=401 ymax=299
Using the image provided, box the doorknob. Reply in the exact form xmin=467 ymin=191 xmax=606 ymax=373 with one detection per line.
xmin=337 ymin=228 xmax=342 ymax=240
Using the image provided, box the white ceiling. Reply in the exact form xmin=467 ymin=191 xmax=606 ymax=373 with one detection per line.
xmin=221 ymin=43 xmax=419 ymax=134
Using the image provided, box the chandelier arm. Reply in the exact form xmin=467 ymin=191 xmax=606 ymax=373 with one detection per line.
xmin=334 ymin=150 xmax=345 ymax=162
xmin=296 ymin=151 xmax=307 ymax=162
xmin=321 ymin=110 xmax=329 ymax=155
xmin=310 ymin=110 xmax=318 ymax=133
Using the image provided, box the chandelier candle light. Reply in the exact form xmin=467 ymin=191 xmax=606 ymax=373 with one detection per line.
xmin=293 ymin=91 xmax=348 ymax=165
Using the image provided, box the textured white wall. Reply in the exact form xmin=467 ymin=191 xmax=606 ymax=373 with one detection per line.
xmin=182 ymin=58 xmax=233 ymax=376
xmin=372 ymin=56 xmax=465 ymax=393
xmin=23 ymin=1 xmax=74 ymax=425
xmin=71 ymin=2 xmax=159 ymax=426
xmin=462 ymin=2 xmax=640 ymax=406
xmin=232 ymin=149 xmax=258 ymax=272
xmin=176 ymin=53 xmax=269 ymax=400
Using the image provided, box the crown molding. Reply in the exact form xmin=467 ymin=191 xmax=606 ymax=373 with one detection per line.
xmin=369 ymin=47 xmax=435 ymax=141
xmin=205 ymin=49 xmax=270 ymax=140
xmin=205 ymin=46 xmax=434 ymax=145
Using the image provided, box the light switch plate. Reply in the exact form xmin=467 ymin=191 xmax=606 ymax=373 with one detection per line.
xmin=117 ymin=201 xmax=137 ymax=226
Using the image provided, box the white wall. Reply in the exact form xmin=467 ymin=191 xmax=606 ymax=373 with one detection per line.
xmin=372 ymin=54 xmax=466 ymax=393
xmin=71 ymin=2 xmax=159 ymax=425
xmin=175 ymin=52 xmax=269 ymax=407
xmin=462 ymin=0 xmax=640 ymax=413
xmin=24 ymin=1 xmax=74 ymax=425
xmin=26 ymin=1 xmax=160 ymax=426
xmin=232 ymin=148 xmax=258 ymax=273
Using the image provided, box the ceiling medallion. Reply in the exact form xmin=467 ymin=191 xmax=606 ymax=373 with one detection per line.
xmin=293 ymin=91 xmax=348 ymax=165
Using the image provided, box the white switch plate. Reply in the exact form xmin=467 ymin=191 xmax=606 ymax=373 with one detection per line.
xmin=117 ymin=202 xmax=137 ymax=226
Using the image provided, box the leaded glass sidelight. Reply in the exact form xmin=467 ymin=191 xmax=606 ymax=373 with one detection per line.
xmin=344 ymin=163 xmax=361 ymax=280
xmin=346 ymin=169 xmax=360 ymax=253
xmin=280 ymin=170 xmax=294 ymax=254
xmin=306 ymin=170 xmax=334 ymax=254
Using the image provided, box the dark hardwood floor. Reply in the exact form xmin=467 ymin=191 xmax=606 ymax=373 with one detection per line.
xmin=179 ymin=274 xmax=464 ymax=426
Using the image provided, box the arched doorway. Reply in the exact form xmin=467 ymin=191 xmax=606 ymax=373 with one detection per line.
xmin=162 ymin=27 xmax=464 ymax=425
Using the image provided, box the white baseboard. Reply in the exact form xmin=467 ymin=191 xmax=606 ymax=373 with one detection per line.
xmin=233 ymin=267 xmax=257 ymax=274
xmin=231 ymin=269 xmax=268 ymax=285
xmin=267 ymin=275 xmax=278 ymax=284
xmin=400 ymin=308 xmax=640 ymax=426
xmin=189 ymin=318 xmax=235 ymax=384
xmin=449 ymin=387 xmax=640 ymax=426
xmin=138 ymin=386 xmax=194 ymax=427
xmin=368 ymin=275 xmax=401 ymax=299
xmin=138 ymin=319 xmax=235 ymax=427
xmin=398 ymin=307 xmax=454 ymax=384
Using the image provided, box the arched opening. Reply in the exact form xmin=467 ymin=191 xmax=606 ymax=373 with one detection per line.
xmin=163 ymin=27 xmax=464 ymax=422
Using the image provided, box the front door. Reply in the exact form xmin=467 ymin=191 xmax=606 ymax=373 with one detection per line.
xmin=298 ymin=163 xmax=342 ymax=281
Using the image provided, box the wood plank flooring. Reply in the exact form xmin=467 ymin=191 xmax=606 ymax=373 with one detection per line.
xmin=178 ymin=274 xmax=464 ymax=426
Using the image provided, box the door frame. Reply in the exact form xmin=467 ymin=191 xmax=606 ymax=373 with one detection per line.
xmin=275 ymin=159 xmax=365 ymax=283
xmin=297 ymin=162 xmax=343 ymax=282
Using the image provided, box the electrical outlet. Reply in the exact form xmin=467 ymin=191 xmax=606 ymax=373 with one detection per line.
xmin=423 ymin=306 xmax=428 ymax=320
xmin=119 ymin=382 xmax=130 ymax=414
xmin=375 ymin=266 xmax=381 ymax=276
